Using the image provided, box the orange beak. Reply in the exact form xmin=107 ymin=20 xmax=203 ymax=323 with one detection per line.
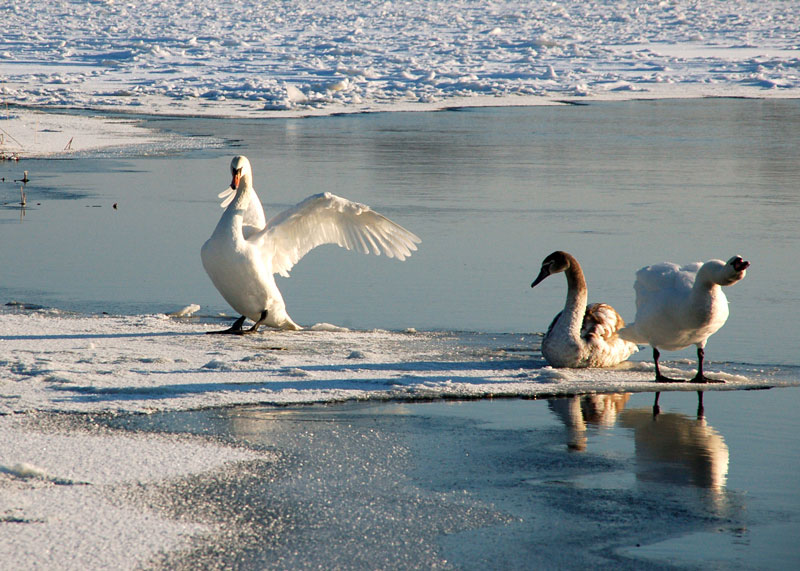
xmin=230 ymin=172 xmax=241 ymax=190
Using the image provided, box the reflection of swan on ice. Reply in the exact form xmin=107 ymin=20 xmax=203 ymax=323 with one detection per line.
xmin=619 ymin=397 xmax=730 ymax=511
xmin=531 ymin=251 xmax=638 ymax=368
xmin=548 ymin=393 xmax=631 ymax=451
xmin=202 ymin=156 xmax=421 ymax=333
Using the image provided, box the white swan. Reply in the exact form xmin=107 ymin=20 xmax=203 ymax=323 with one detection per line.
xmin=530 ymin=251 xmax=638 ymax=368
xmin=201 ymin=156 xmax=421 ymax=333
xmin=619 ymin=255 xmax=749 ymax=383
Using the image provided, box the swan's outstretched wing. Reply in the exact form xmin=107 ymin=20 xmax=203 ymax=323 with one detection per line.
xmin=255 ymin=192 xmax=421 ymax=278
xmin=218 ymin=186 xmax=266 ymax=237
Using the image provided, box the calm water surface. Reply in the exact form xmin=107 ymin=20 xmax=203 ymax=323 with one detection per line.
xmin=3 ymin=99 xmax=800 ymax=568
xmin=110 ymin=388 xmax=800 ymax=569
xmin=1 ymin=99 xmax=798 ymax=367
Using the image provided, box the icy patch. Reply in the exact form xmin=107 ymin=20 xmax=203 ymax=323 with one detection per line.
xmin=0 ymin=413 xmax=273 ymax=570
xmin=0 ymin=111 xmax=219 ymax=158
xmin=0 ymin=307 xmax=794 ymax=415
xmin=167 ymin=304 xmax=200 ymax=318
xmin=311 ymin=322 xmax=351 ymax=332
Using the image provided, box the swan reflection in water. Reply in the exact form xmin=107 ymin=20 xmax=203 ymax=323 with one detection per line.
xmin=549 ymin=392 xmax=731 ymax=512
xmin=548 ymin=393 xmax=631 ymax=452
xmin=619 ymin=394 xmax=729 ymax=501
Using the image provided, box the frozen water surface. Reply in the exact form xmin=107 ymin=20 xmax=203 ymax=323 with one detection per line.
xmin=1 ymin=0 xmax=800 ymax=566
xmin=2 ymin=99 xmax=800 ymax=569
xmin=97 ymin=388 xmax=800 ymax=569
xmin=2 ymin=0 xmax=799 ymax=119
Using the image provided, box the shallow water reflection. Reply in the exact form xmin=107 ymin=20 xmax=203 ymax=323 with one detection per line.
xmin=548 ymin=393 xmax=631 ymax=451
xmin=107 ymin=388 xmax=800 ymax=569
xmin=620 ymin=403 xmax=730 ymax=512
xmin=549 ymin=392 xmax=731 ymax=515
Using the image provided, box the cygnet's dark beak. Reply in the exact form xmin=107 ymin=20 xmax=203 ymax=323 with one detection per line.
xmin=531 ymin=267 xmax=550 ymax=288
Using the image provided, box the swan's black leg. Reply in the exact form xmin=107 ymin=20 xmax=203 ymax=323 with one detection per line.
xmin=242 ymin=310 xmax=268 ymax=334
xmin=206 ymin=315 xmax=247 ymax=335
xmin=652 ymin=391 xmax=661 ymax=417
xmin=654 ymin=347 xmax=680 ymax=383
xmin=696 ymin=391 xmax=705 ymax=418
xmin=690 ymin=347 xmax=724 ymax=383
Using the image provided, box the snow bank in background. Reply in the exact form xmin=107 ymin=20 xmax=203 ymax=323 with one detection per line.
xmin=1 ymin=307 xmax=793 ymax=416
xmin=2 ymin=1 xmax=798 ymax=157
xmin=1 ymin=0 xmax=798 ymax=121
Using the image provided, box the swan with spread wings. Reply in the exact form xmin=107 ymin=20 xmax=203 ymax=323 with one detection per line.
xmin=201 ymin=155 xmax=421 ymax=333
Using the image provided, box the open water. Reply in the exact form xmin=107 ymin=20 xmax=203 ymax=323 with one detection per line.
xmin=2 ymin=99 xmax=800 ymax=567
xmin=2 ymin=99 xmax=799 ymax=364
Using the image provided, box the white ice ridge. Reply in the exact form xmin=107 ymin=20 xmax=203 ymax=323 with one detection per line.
xmin=0 ymin=309 xmax=792 ymax=415
xmin=1 ymin=0 xmax=798 ymax=120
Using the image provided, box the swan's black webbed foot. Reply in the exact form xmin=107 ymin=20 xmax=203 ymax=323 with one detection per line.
xmin=655 ymin=372 xmax=683 ymax=383
xmin=206 ymin=315 xmax=247 ymax=335
xmin=240 ymin=310 xmax=268 ymax=335
xmin=688 ymin=347 xmax=723 ymax=383
xmin=207 ymin=310 xmax=268 ymax=335
xmin=652 ymin=347 xmax=683 ymax=383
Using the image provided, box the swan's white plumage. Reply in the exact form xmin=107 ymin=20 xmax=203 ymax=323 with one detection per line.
xmin=531 ymin=251 xmax=638 ymax=368
xmin=218 ymin=185 xmax=265 ymax=239
xmin=201 ymin=156 xmax=421 ymax=330
xmin=619 ymin=255 xmax=749 ymax=382
xmin=620 ymin=257 xmax=748 ymax=351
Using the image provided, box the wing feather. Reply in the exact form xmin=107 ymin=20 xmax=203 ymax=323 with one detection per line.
xmin=218 ymin=186 xmax=267 ymax=238
xmin=253 ymin=192 xmax=421 ymax=278
xmin=582 ymin=303 xmax=625 ymax=340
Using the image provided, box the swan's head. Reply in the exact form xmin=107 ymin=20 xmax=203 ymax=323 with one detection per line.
xmin=703 ymin=255 xmax=750 ymax=286
xmin=721 ymin=255 xmax=749 ymax=285
xmin=229 ymin=155 xmax=253 ymax=190
xmin=531 ymin=250 xmax=572 ymax=288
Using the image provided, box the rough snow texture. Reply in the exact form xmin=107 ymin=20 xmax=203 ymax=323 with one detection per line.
xmin=1 ymin=0 xmax=798 ymax=119
xmin=1 ymin=308 xmax=792 ymax=416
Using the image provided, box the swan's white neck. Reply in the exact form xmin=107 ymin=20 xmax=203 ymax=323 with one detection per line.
xmin=231 ymin=179 xmax=252 ymax=210
xmin=690 ymin=265 xmax=725 ymax=306
xmin=214 ymin=180 xmax=252 ymax=240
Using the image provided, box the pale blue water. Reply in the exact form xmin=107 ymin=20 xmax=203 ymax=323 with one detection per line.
xmin=112 ymin=388 xmax=800 ymax=569
xmin=2 ymin=100 xmax=800 ymax=568
xmin=2 ymin=99 xmax=798 ymax=366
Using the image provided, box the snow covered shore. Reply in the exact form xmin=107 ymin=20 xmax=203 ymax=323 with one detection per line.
xmin=1 ymin=306 xmax=791 ymax=416
xmin=0 ymin=412 xmax=272 ymax=570
xmin=2 ymin=304 xmax=793 ymax=568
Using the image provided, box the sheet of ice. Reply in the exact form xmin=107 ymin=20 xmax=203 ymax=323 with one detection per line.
xmin=1 ymin=306 xmax=795 ymax=416
xmin=1 ymin=0 xmax=798 ymax=120
xmin=0 ymin=109 xmax=221 ymax=158
xmin=0 ymin=411 xmax=274 ymax=570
